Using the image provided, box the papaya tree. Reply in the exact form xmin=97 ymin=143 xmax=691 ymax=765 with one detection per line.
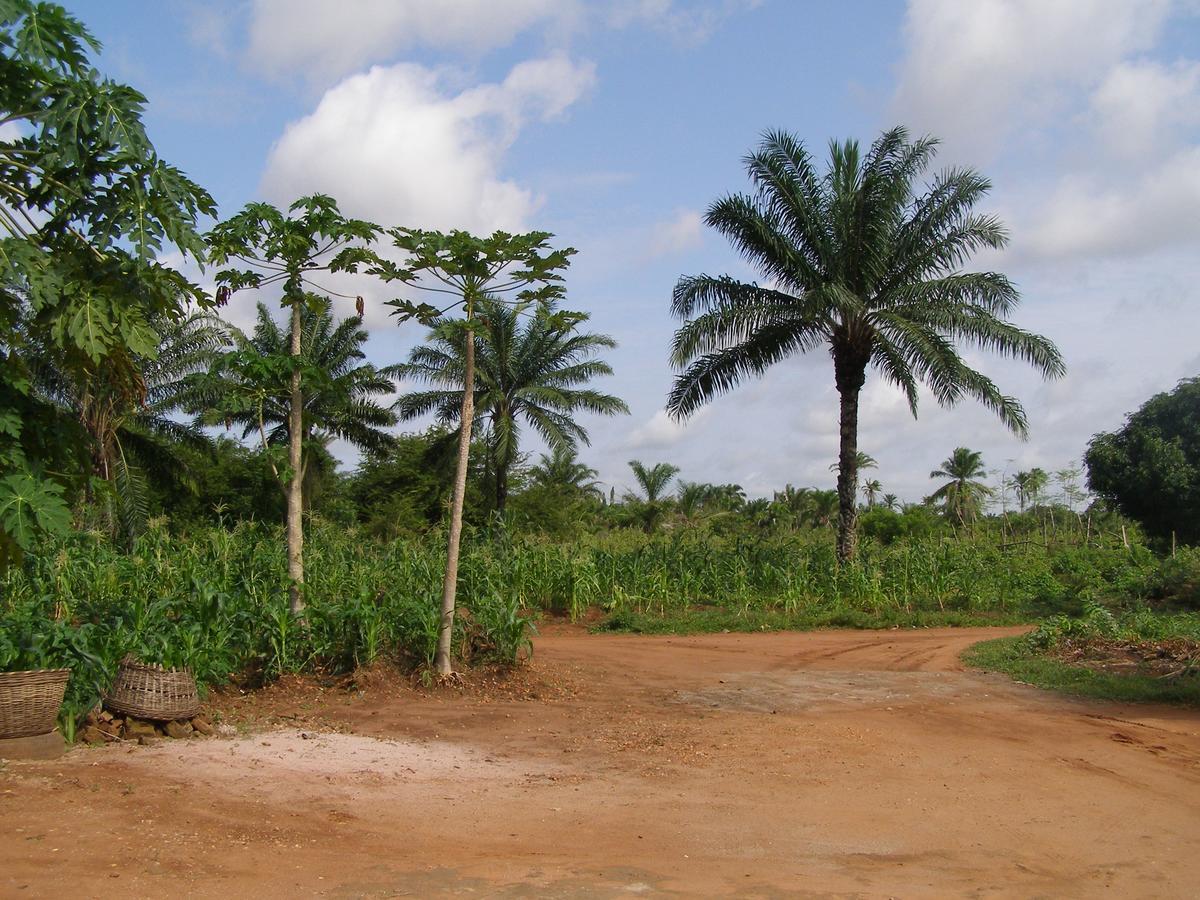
xmin=206 ymin=196 xmax=380 ymax=616
xmin=0 ymin=0 xmax=215 ymax=564
xmin=373 ymin=228 xmax=575 ymax=675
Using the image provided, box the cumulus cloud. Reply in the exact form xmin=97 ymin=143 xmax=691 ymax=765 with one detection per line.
xmin=244 ymin=0 xmax=759 ymax=84
xmin=1089 ymin=60 xmax=1200 ymax=160
xmin=892 ymin=0 xmax=1169 ymax=158
xmin=260 ymin=55 xmax=596 ymax=235
xmin=625 ymin=407 xmax=711 ymax=450
xmin=646 ymin=209 xmax=704 ymax=258
xmin=246 ymin=0 xmax=576 ymax=83
xmin=1021 ymin=147 xmax=1200 ymax=259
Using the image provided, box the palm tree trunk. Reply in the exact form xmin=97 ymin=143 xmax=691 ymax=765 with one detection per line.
xmin=286 ymin=300 xmax=305 ymax=618
xmin=834 ymin=350 xmax=867 ymax=563
xmin=436 ymin=316 xmax=475 ymax=675
xmin=495 ymin=460 xmax=508 ymax=516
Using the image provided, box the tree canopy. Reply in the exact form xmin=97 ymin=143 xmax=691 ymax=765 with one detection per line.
xmin=0 ymin=0 xmax=215 ymax=563
xmin=1086 ymin=377 xmax=1200 ymax=546
xmin=666 ymin=127 xmax=1063 ymax=560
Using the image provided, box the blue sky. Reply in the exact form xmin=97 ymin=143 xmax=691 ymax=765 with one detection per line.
xmin=72 ymin=0 xmax=1200 ymax=504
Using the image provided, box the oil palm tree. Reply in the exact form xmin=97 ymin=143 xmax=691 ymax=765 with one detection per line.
xmin=529 ymin=445 xmax=602 ymax=497
xmin=205 ymin=298 xmax=400 ymax=456
xmin=394 ymin=299 xmax=628 ymax=514
xmin=666 ymin=127 xmax=1064 ymax=561
xmin=29 ymin=310 xmax=227 ymax=540
xmin=1012 ymin=467 xmax=1048 ymax=511
xmin=929 ymin=447 xmax=992 ymax=524
xmin=198 ymin=297 xmax=400 ymax=522
xmin=882 ymin=492 xmax=899 ymax=511
xmin=861 ymin=478 xmax=883 ymax=507
xmin=625 ymin=459 xmax=679 ymax=532
xmin=831 ymin=451 xmax=876 ymax=474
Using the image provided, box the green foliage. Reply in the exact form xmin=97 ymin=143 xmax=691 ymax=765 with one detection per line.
xmin=347 ymin=429 xmax=489 ymax=538
xmin=666 ymin=126 xmax=1063 ymax=559
xmin=963 ymin=636 xmax=1200 ymax=707
xmin=375 ymin=228 xmax=576 ymax=325
xmin=929 ymin=447 xmax=993 ymax=523
xmin=0 ymin=0 xmax=215 ymax=562
xmin=197 ymin=296 xmax=400 ymax=464
xmin=207 ymin=195 xmax=380 ymax=300
xmin=394 ymin=297 xmax=626 ymax=511
xmin=0 ymin=470 xmax=70 ymax=562
xmin=1086 ymin=376 xmax=1200 ymax=546
xmin=0 ymin=522 xmax=540 ymax=729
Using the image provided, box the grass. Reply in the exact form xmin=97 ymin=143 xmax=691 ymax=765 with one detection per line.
xmin=595 ymin=606 xmax=1032 ymax=635
xmin=963 ymin=636 xmax=1200 ymax=708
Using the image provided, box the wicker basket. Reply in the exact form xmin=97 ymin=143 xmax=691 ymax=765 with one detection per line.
xmin=104 ymin=657 xmax=200 ymax=721
xmin=0 ymin=668 xmax=70 ymax=739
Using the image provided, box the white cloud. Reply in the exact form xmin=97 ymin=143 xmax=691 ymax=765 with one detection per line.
xmin=607 ymin=0 xmax=762 ymax=43
xmin=1020 ymin=147 xmax=1200 ymax=259
xmin=647 ymin=209 xmax=704 ymax=258
xmin=625 ymin=407 xmax=711 ymax=450
xmin=260 ymin=55 xmax=596 ymax=235
xmin=892 ymin=0 xmax=1170 ymax=157
xmin=1089 ymin=60 xmax=1200 ymax=160
xmin=246 ymin=0 xmax=577 ymax=83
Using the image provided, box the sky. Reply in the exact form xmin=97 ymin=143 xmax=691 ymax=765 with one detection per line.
xmin=72 ymin=0 xmax=1200 ymax=503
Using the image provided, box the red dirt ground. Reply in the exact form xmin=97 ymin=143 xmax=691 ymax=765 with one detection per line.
xmin=3 ymin=625 xmax=1199 ymax=898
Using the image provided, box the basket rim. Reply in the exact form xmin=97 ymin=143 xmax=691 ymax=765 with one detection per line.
xmin=0 ymin=667 xmax=71 ymax=677
xmin=117 ymin=656 xmax=195 ymax=675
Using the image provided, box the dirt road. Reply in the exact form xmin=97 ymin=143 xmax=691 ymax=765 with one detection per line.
xmin=3 ymin=626 xmax=1198 ymax=898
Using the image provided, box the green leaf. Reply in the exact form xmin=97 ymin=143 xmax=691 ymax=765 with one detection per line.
xmin=0 ymin=471 xmax=72 ymax=552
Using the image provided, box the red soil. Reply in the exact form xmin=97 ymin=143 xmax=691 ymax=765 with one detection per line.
xmin=3 ymin=624 xmax=1198 ymax=897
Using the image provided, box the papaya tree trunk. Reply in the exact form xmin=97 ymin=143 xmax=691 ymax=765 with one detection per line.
xmin=286 ymin=299 xmax=305 ymax=617
xmin=436 ymin=313 xmax=475 ymax=675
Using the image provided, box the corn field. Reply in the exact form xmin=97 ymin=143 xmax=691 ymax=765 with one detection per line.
xmin=0 ymin=520 xmax=1162 ymax=728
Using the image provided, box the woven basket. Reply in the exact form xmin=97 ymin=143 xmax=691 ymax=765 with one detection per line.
xmin=0 ymin=668 xmax=70 ymax=739
xmin=105 ymin=657 xmax=200 ymax=721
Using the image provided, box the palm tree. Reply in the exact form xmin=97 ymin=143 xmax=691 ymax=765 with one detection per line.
xmin=529 ymin=445 xmax=602 ymax=497
xmin=831 ymin=451 xmax=876 ymax=474
xmin=1012 ymin=467 xmax=1048 ymax=511
xmin=30 ymin=310 xmax=227 ymax=540
xmin=808 ymin=489 xmax=839 ymax=528
xmin=929 ymin=447 xmax=993 ymax=524
xmin=861 ymin=478 xmax=882 ymax=507
xmin=882 ymin=493 xmax=899 ymax=511
xmin=675 ymin=481 xmax=714 ymax=526
xmin=626 ymin=459 xmax=679 ymax=532
xmin=394 ymin=299 xmax=627 ymax=514
xmin=199 ymin=297 xmax=399 ymax=528
xmin=665 ymin=128 xmax=1064 ymax=561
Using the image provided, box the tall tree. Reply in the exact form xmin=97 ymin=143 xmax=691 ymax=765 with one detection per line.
xmin=665 ymin=128 xmax=1063 ymax=561
xmin=206 ymin=196 xmax=380 ymax=616
xmin=1086 ymin=377 xmax=1200 ymax=545
xmin=393 ymin=297 xmax=626 ymax=513
xmin=929 ymin=447 xmax=992 ymax=524
xmin=373 ymin=228 xmax=574 ymax=675
xmin=0 ymin=1 xmax=214 ymax=563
